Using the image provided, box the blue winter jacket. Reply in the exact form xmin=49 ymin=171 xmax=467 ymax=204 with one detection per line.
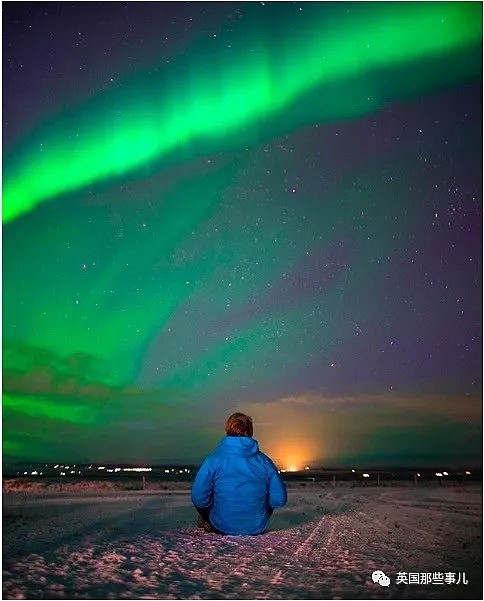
xmin=191 ymin=436 xmax=287 ymax=535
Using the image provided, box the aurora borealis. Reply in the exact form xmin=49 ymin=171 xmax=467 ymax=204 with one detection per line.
xmin=3 ymin=1 xmax=482 ymax=468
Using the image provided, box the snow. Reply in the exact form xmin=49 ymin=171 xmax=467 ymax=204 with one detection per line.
xmin=2 ymin=483 xmax=482 ymax=599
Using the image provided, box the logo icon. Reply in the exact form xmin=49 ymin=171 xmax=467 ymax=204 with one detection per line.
xmin=372 ymin=570 xmax=391 ymax=587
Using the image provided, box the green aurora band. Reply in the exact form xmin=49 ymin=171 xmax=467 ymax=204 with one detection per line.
xmin=3 ymin=1 xmax=482 ymax=224
xmin=3 ymin=2 xmax=482 ymax=464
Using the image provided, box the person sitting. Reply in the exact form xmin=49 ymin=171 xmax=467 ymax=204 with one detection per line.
xmin=191 ymin=412 xmax=287 ymax=535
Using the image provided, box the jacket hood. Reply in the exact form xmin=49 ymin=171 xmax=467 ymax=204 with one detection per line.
xmin=217 ymin=435 xmax=259 ymax=457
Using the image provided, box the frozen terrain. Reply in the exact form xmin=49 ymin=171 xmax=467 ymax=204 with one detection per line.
xmin=3 ymin=483 xmax=482 ymax=599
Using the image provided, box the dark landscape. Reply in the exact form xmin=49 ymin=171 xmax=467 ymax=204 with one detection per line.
xmin=3 ymin=475 xmax=482 ymax=600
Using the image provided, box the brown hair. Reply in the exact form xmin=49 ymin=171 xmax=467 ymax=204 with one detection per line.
xmin=225 ymin=412 xmax=253 ymax=437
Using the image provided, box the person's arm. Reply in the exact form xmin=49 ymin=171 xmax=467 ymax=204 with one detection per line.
xmin=269 ymin=470 xmax=287 ymax=509
xmin=191 ymin=458 xmax=214 ymax=509
xmin=267 ymin=460 xmax=287 ymax=509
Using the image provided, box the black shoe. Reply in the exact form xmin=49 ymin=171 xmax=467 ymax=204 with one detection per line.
xmin=196 ymin=515 xmax=212 ymax=532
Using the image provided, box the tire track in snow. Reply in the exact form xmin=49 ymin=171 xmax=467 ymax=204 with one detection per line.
xmin=294 ymin=516 xmax=331 ymax=560
xmin=269 ymin=516 xmax=334 ymax=592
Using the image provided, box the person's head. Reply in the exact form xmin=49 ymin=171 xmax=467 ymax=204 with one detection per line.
xmin=225 ymin=412 xmax=253 ymax=438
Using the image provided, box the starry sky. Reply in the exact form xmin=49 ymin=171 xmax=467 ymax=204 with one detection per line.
xmin=3 ymin=1 xmax=482 ymax=469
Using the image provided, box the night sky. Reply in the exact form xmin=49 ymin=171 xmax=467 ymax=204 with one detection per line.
xmin=3 ymin=1 xmax=482 ymax=469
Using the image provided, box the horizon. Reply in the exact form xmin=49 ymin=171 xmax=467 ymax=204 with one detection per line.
xmin=3 ymin=456 xmax=482 ymax=472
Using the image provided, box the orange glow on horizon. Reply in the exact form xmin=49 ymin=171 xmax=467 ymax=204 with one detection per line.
xmin=270 ymin=442 xmax=320 ymax=472
xmin=238 ymin=398 xmax=329 ymax=469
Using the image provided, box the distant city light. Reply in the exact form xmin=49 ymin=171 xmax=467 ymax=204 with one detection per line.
xmin=363 ymin=473 xmax=370 ymax=478
xmin=435 ymin=472 xmax=443 ymax=477
xmin=417 ymin=473 xmax=421 ymax=477
xmin=304 ymin=466 xmax=310 ymax=470
xmin=465 ymin=471 xmax=472 ymax=475
xmin=70 ymin=470 xmax=75 ymax=474
xmin=54 ymin=464 xmax=59 ymax=468
xmin=442 ymin=471 xmax=448 ymax=476
xmin=280 ymin=469 xmax=286 ymax=473
xmin=98 ymin=466 xmax=106 ymax=470
xmin=60 ymin=472 xmax=66 ymax=476
xmin=31 ymin=471 xmax=38 ymax=475
xmin=115 ymin=468 xmax=121 ymax=472
xmin=351 ymin=469 xmax=356 ymax=473
xmin=122 ymin=467 xmax=152 ymax=472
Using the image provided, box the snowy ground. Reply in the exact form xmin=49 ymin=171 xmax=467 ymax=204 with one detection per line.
xmin=3 ymin=483 xmax=482 ymax=599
